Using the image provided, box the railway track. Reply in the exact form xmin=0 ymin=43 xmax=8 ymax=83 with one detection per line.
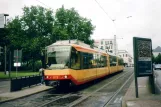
xmin=0 ymin=68 xmax=133 ymax=107
xmin=69 ymin=69 xmax=133 ymax=107
xmin=39 ymin=68 xmax=133 ymax=107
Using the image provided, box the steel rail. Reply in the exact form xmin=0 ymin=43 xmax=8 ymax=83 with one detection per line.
xmin=67 ymin=70 xmax=133 ymax=107
xmin=103 ymin=72 xmax=134 ymax=107
xmin=37 ymin=93 xmax=72 ymax=107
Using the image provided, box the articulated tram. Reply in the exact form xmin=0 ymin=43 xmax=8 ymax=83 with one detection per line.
xmin=44 ymin=44 xmax=124 ymax=87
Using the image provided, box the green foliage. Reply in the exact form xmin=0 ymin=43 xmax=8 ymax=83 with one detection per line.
xmin=152 ymin=54 xmax=156 ymax=63
xmin=0 ymin=71 xmax=39 ymax=79
xmin=7 ymin=6 xmax=54 ymax=70
xmin=6 ymin=5 xmax=95 ymax=70
xmin=155 ymin=53 xmax=161 ymax=64
xmin=8 ymin=6 xmax=54 ymax=53
xmin=53 ymin=6 xmax=95 ymax=45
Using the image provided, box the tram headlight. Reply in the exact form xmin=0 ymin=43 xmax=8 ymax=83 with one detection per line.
xmin=46 ymin=76 xmax=48 ymax=78
xmin=64 ymin=75 xmax=68 ymax=79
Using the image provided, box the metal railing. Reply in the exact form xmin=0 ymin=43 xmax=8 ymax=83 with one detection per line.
xmin=10 ymin=75 xmax=42 ymax=92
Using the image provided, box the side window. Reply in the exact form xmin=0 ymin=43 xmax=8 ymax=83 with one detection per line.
xmin=71 ymin=48 xmax=80 ymax=70
xmin=103 ymin=56 xmax=107 ymax=67
xmin=97 ymin=54 xmax=101 ymax=67
xmin=89 ymin=53 xmax=95 ymax=68
xmin=93 ymin=54 xmax=98 ymax=68
xmin=100 ymin=56 xmax=107 ymax=67
xmin=82 ymin=53 xmax=89 ymax=69
xmin=100 ymin=56 xmax=104 ymax=67
xmin=110 ymin=55 xmax=117 ymax=66
xmin=118 ymin=58 xmax=124 ymax=65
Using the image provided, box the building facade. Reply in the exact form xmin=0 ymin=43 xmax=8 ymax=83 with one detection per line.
xmin=118 ymin=50 xmax=133 ymax=67
xmin=94 ymin=39 xmax=116 ymax=54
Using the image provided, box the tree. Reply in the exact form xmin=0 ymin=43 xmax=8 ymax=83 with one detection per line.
xmin=155 ymin=53 xmax=161 ymax=64
xmin=152 ymin=54 xmax=156 ymax=63
xmin=53 ymin=6 xmax=95 ymax=46
xmin=6 ymin=5 xmax=95 ymax=71
xmin=7 ymin=6 xmax=54 ymax=70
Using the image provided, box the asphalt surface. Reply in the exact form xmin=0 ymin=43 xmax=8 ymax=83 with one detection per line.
xmin=0 ymin=80 xmax=10 ymax=94
xmin=154 ymin=70 xmax=161 ymax=93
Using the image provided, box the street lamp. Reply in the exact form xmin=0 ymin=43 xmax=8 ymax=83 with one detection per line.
xmin=2 ymin=13 xmax=9 ymax=74
xmin=112 ymin=16 xmax=132 ymax=56
xmin=4 ymin=14 xmax=9 ymax=26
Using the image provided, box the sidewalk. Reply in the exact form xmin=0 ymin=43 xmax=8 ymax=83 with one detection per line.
xmin=0 ymin=84 xmax=52 ymax=103
xmin=122 ymin=77 xmax=161 ymax=107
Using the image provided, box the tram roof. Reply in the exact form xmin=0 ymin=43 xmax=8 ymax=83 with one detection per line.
xmin=47 ymin=43 xmax=108 ymax=56
xmin=71 ymin=44 xmax=107 ymax=55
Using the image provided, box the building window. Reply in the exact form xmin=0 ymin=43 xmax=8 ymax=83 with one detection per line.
xmin=101 ymin=46 xmax=103 ymax=49
xmin=110 ymin=41 xmax=112 ymax=44
xmin=111 ymin=45 xmax=113 ymax=49
xmin=123 ymin=54 xmax=124 ymax=57
xmin=101 ymin=41 xmax=103 ymax=45
xmin=126 ymin=54 xmax=127 ymax=57
xmin=105 ymin=41 xmax=108 ymax=45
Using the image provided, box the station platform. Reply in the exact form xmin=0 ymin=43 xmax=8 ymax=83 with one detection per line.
xmin=122 ymin=77 xmax=161 ymax=107
xmin=0 ymin=84 xmax=52 ymax=103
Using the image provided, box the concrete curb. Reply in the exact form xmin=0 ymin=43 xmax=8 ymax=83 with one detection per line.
xmin=122 ymin=77 xmax=161 ymax=107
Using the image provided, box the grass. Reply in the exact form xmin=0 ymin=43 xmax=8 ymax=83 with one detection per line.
xmin=0 ymin=71 xmax=39 ymax=79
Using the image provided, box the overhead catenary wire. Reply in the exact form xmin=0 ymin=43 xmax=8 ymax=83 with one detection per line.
xmin=35 ymin=0 xmax=53 ymax=10
xmin=94 ymin=0 xmax=113 ymax=22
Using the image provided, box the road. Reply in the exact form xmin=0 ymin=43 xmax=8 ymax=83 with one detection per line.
xmin=154 ymin=70 xmax=161 ymax=94
xmin=0 ymin=80 xmax=10 ymax=94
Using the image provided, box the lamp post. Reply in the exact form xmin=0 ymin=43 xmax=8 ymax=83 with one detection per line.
xmin=3 ymin=14 xmax=9 ymax=74
xmin=112 ymin=16 xmax=132 ymax=56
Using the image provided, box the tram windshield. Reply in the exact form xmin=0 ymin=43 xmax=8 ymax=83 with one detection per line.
xmin=47 ymin=46 xmax=71 ymax=69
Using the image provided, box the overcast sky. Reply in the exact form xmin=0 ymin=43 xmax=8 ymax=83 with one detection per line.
xmin=0 ymin=0 xmax=161 ymax=56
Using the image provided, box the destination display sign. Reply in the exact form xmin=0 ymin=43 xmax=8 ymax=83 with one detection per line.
xmin=133 ymin=37 xmax=153 ymax=77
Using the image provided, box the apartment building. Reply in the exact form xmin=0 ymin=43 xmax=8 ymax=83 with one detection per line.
xmin=118 ymin=50 xmax=133 ymax=67
xmin=94 ymin=39 xmax=116 ymax=54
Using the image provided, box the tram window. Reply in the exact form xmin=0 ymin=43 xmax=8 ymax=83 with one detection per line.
xmin=82 ymin=53 xmax=89 ymax=69
xmin=88 ymin=53 xmax=96 ymax=68
xmin=99 ymin=56 xmax=107 ymax=67
xmin=103 ymin=56 xmax=107 ymax=67
xmin=118 ymin=58 xmax=124 ymax=65
xmin=96 ymin=54 xmax=101 ymax=67
xmin=92 ymin=54 xmax=98 ymax=68
xmin=110 ymin=55 xmax=117 ymax=66
xmin=71 ymin=49 xmax=80 ymax=70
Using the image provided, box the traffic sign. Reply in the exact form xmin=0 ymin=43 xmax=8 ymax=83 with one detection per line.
xmin=14 ymin=63 xmax=21 ymax=67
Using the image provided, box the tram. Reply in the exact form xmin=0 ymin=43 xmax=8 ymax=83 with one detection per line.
xmin=44 ymin=44 xmax=124 ymax=87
